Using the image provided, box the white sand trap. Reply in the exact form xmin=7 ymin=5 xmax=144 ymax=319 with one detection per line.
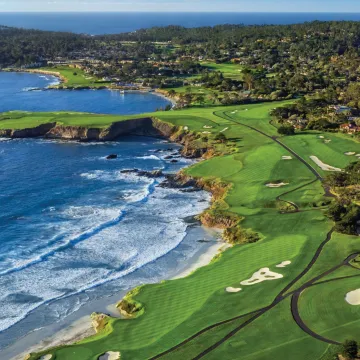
xmin=40 ymin=355 xmax=52 ymax=360
xmin=99 ymin=351 xmax=121 ymax=360
xmin=319 ymin=136 xmax=325 ymax=139
xmin=220 ymin=127 xmax=229 ymax=133
xmin=276 ymin=260 xmax=291 ymax=268
xmin=345 ymin=289 xmax=360 ymax=305
xmin=226 ymin=287 xmax=242 ymax=293
xmin=266 ymin=182 xmax=289 ymax=188
xmin=203 ymin=125 xmax=213 ymax=129
xmin=241 ymin=268 xmax=283 ymax=286
xmin=231 ymin=110 xmax=238 ymax=114
xmin=310 ymin=156 xmax=342 ymax=172
xmin=282 ymin=156 xmax=292 ymax=160
xmin=324 ymin=139 xmax=331 ymax=143
xmin=345 ymin=152 xmax=356 ymax=156
xmin=356 ymin=154 xmax=360 ymax=157
xmin=183 ymin=126 xmax=189 ymax=131
xmin=202 ymin=131 xmax=211 ymax=134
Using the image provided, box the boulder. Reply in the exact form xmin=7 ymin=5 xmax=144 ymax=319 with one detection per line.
xmin=106 ymin=154 xmax=118 ymax=160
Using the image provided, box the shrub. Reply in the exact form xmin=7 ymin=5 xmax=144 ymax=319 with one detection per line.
xmin=224 ymin=226 xmax=260 ymax=245
xmin=277 ymin=125 xmax=295 ymax=135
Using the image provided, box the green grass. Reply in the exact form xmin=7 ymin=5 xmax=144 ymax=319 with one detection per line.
xmin=282 ymin=131 xmax=360 ymax=175
xmin=39 ymin=66 xmax=110 ymax=88
xmin=201 ymin=61 xmax=244 ymax=80
xmin=11 ymin=100 xmax=359 ymax=360
xmin=300 ymin=276 xmax=360 ymax=343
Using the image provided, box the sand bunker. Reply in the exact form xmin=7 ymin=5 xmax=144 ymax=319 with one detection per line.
xmin=319 ymin=136 xmax=325 ymax=139
xmin=276 ymin=260 xmax=291 ymax=268
xmin=324 ymin=139 xmax=331 ymax=143
xmin=345 ymin=289 xmax=360 ymax=305
xmin=39 ymin=356 xmax=52 ymax=360
xmin=220 ymin=127 xmax=229 ymax=133
xmin=266 ymin=182 xmax=289 ymax=188
xmin=345 ymin=152 xmax=356 ymax=156
xmin=99 ymin=351 xmax=121 ymax=360
xmin=202 ymin=131 xmax=211 ymax=134
xmin=241 ymin=268 xmax=283 ymax=286
xmin=203 ymin=125 xmax=213 ymax=129
xmin=310 ymin=156 xmax=342 ymax=172
xmin=356 ymin=154 xmax=360 ymax=157
xmin=282 ymin=156 xmax=292 ymax=160
xmin=226 ymin=287 xmax=242 ymax=293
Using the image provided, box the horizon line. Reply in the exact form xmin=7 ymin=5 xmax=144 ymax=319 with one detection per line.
xmin=1 ymin=11 xmax=360 ymax=14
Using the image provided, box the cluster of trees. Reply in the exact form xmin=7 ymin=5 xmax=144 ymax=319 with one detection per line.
xmin=325 ymin=162 xmax=360 ymax=235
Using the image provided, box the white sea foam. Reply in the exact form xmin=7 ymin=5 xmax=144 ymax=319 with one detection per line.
xmin=136 ymin=155 xmax=161 ymax=160
xmin=0 ymin=186 xmax=211 ymax=332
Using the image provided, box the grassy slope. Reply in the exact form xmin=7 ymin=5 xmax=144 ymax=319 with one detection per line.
xmin=8 ymin=102 xmax=358 ymax=360
xmin=39 ymin=66 xmax=110 ymax=88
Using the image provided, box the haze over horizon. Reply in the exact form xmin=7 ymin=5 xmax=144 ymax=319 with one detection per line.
xmin=2 ymin=0 xmax=360 ymax=13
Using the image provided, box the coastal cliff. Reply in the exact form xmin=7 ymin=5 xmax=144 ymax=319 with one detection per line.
xmin=0 ymin=117 xmax=208 ymax=158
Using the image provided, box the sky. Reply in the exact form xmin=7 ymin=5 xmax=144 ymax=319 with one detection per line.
xmin=1 ymin=0 xmax=360 ymax=12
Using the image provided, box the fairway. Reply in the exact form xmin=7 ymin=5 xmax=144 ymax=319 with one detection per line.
xmin=4 ymin=101 xmax=359 ymax=360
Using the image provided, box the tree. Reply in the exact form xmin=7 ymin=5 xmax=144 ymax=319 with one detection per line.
xmin=215 ymin=133 xmax=226 ymax=143
xmin=277 ymin=125 xmax=295 ymax=136
xmin=342 ymin=340 xmax=358 ymax=359
xmin=73 ymin=72 xmax=77 ymax=76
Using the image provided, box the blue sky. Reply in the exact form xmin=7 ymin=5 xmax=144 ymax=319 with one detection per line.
xmin=1 ymin=0 xmax=360 ymax=12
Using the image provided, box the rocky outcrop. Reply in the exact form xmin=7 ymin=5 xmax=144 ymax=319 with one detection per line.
xmin=91 ymin=313 xmax=110 ymax=333
xmin=0 ymin=122 xmax=56 ymax=138
xmin=0 ymin=117 xmax=208 ymax=159
xmin=45 ymin=125 xmax=101 ymax=140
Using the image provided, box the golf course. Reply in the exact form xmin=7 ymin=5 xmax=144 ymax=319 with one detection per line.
xmin=2 ymin=101 xmax=360 ymax=360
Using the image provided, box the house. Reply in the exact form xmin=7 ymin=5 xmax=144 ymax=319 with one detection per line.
xmin=340 ymin=123 xmax=360 ymax=133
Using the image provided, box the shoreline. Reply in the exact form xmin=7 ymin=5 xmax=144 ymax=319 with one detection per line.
xmin=6 ymin=234 xmax=227 ymax=360
xmin=1 ymin=69 xmax=176 ymax=107
xmin=0 ymin=130 xmax=224 ymax=360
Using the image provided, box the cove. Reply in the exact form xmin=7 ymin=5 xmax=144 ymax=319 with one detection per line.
xmin=0 ymin=72 xmax=171 ymax=114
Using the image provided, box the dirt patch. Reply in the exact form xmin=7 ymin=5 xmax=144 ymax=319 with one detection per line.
xmin=39 ymin=355 xmax=52 ymax=360
xmin=240 ymin=268 xmax=283 ymax=286
xmin=310 ymin=156 xmax=342 ymax=172
xmin=345 ymin=289 xmax=360 ymax=305
xmin=225 ymin=287 xmax=242 ymax=293
xmin=99 ymin=351 xmax=121 ymax=360
xmin=266 ymin=182 xmax=289 ymax=188
xmin=276 ymin=260 xmax=291 ymax=268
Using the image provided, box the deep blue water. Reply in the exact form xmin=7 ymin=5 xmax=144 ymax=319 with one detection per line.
xmin=0 ymin=72 xmax=171 ymax=114
xmin=0 ymin=71 xmax=214 ymax=353
xmin=0 ymin=136 xmax=213 ymax=346
xmin=1 ymin=12 xmax=360 ymax=34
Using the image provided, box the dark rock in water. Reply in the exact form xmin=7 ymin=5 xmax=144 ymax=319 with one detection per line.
xmin=159 ymin=174 xmax=197 ymax=189
xmin=171 ymin=152 xmax=179 ymax=156
xmin=121 ymin=169 xmax=163 ymax=178
xmin=180 ymin=187 xmax=202 ymax=193
xmin=170 ymin=159 xmax=178 ymax=163
xmin=106 ymin=154 xmax=118 ymax=160
xmin=167 ymin=148 xmax=174 ymax=151
xmin=183 ymin=215 xmax=200 ymax=224
xmin=197 ymin=239 xmax=213 ymax=243
xmin=154 ymin=149 xmax=163 ymax=153
xmin=121 ymin=169 xmax=139 ymax=174
xmin=164 ymin=155 xmax=173 ymax=160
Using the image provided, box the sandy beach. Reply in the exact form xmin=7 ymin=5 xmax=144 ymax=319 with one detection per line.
xmin=4 ymin=228 xmax=225 ymax=360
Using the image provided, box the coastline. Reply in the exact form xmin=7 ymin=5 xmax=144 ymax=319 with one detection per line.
xmin=0 ymin=123 xmax=225 ymax=359
xmin=6 ymin=232 xmax=227 ymax=360
xmin=1 ymin=69 xmax=177 ymax=107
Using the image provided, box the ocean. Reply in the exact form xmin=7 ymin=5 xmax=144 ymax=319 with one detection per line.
xmin=0 ymin=73 xmax=216 ymax=356
xmin=1 ymin=12 xmax=360 ymax=35
xmin=0 ymin=72 xmax=171 ymax=114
